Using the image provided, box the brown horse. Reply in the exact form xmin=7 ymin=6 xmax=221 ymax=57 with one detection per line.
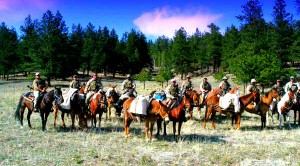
xmin=39 ymin=88 xmax=64 ymax=131
xmin=106 ymin=83 xmax=121 ymax=121
xmin=15 ymin=92 xmax=35 ymax=129
xmin=203 ymin=88 xmax=259 ymax=130
xmin=245 ymin=88 xmax=280 ymax=129
xmin=53 ymin=90 xmax=88 ymax=130
xmin=89 ymin=92 xmax=107 ymax=129
xmin=184 ymin=90 xmax=200 ymax=120
xmin=123 ymin=97 xmax=169 ymax=142
xmin=157 ymin=94 xmax=192 ymax=141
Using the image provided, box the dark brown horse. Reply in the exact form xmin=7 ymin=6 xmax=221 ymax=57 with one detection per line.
xmin=203 ymin=88 xmax=259 ymax=130
xmin=123 ymin=97 xmax=169 ymax=142
xmin=106 ymin=83 xmax=121 ymax=121
xmin=15 ymin=92 xmax=35 ymax=129
xmin=245 ymin=88 xmax=280 ymax=129
xmin=39 ymin=88 xmax=64 ymax=131
xmin=89 ymin=92 xmax=107 ymax=129
xmin=184 ymin=90 xmax=200 ymax=120
xmin=53 ymin=89 xmax=88 ymax=130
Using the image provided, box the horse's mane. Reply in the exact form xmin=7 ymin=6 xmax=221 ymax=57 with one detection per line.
xmin=206 ymin=87 xmax=222 ymax=99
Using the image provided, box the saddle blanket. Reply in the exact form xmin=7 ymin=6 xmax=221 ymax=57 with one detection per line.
xmin=60 ymin=88 xmax=78 ymax=110
xmin=129 ymin=95 xmax=150 ymax=115
xmin=219 ymin=93 xmax=240 ymax=112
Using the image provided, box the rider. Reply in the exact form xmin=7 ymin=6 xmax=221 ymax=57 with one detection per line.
xmin=219 ymin=76 xmax=231 ymax=96
xmin=284 ymin=76 xmax=299 ymax=94
xmin=181 ymin=75 xmax=193 ymax=95
xmin=69 ymin=75 xmax=82 ymax=90
xmin=115 ymin=74 xmax=137 ymax=107
xmin=246 ymin=78 xmax=259 ymax=94
xmin=273 ymin=79 xmax=284 ymax=96
xmin=84 ymin=73 xmax=104 ymax=105
xmin=165 ymin=78 xmax=181 ymax=109
xmin=246 ymin=78 xmax=260 ymax=112
xmin=32 ymin=72 xmax=48 ymax=112
xmin=200 ymin=77 xmax=212 ymax=106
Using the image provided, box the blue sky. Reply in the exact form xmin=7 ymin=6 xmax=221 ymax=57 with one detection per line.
xmin=0 ymin=0 xmax=299 ymax=40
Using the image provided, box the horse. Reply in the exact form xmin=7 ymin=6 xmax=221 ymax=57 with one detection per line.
xmin=184 ymin=90 xmax=200 ymax=120
xmin=277 ymin=91 xmax=296 ymax=129
xmin=156 ymin=94 xmax=192 ymax=141
xmin=106 ymin=83 xmax=121 ymax=121
xmin=122 ymin=96 xmax=169 ymax=142
xmin=39 ymin=87 xmax=64 ymax=131
xmin=15 ymin=92 xmax=35 ymax=129
xmin=89 ymin=91 xmax=107 ymax=129
xmin=53 ymin=89 xmax=88 ymax=130
xmin=203 ymin=87 xmax=259 ymax=130
xmin=245 ymin=88 xmax=280 ymax=129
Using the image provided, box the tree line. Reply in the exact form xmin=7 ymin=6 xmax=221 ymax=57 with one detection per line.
xmin=1 ymin=0 xmax=300 ymax=88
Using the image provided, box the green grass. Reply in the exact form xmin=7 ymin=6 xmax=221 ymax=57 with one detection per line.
xmin=0 ymin=79 xmax=300 ymax=165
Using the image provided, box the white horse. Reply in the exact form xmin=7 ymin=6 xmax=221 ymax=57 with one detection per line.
xmin=277 ymin=91 xmax=296 ymax=129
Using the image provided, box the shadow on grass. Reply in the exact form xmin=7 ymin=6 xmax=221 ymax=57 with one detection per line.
xmin=155 ymin=133 xmax=226 ymax=143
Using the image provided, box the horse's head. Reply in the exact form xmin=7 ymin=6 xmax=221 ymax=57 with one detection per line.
xmin=270 ymin=88 xmax=280 ymax=101
xmin=229 ymin=87 xmax=239 ymax=94
xmin=53 ymin=87 xmax=64 ymax=105
xmin=252 ymin=89 xmax=260 ymax=104
xmin=185 ymin=90 xmax=200 ymax=106
xmin=156 ymin=100 xmax=169 ymax=123
xmin=183 ymin=94 xmax=192 ymax=111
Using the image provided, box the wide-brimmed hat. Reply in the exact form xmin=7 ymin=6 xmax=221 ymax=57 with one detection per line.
xmin=277 ymin=79 xmax=281 ymax=82
xmin=290 ymin=76 xmax=295 ymax=79
xmin=222 ymin=76 xmax=228 ymax=80
xmin=171 ymin=78 xmax=176 ymax=82
xmin=251 ymin=78 xmax=256 ymax=83
xmin=186 ymin=75 xmax=191 ymax=78
xmin=35 ymin=72 xmax=40 ymax=76
xmin=73 ymin=75 xmax=77 ymax=78
xmin=127 ymin=74 xmax=131 ymax=78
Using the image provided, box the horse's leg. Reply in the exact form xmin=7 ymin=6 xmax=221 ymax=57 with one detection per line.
xmin=61 ymin=112 xmax=66 ymax=128
xmin=71 ymin=112 xmax=76 ymax=130
xmin=203 ymin=106 xmax=211 ymax=129
xmin=197 ymin=106 xmax=201 ymax=119
xmin=98 ymin=111 xmax=103 ymax=129
xmin=178 ymin=121 xmax=183 ymax=140
xmin=173 ymin=122 xmax=177 ymax=141
xmin=19 ymin=106 xmax=25 ymax=127
xmin=211 ymin=110 xmax=216 ymax=129
xmin=261 ymin=113 xmax=266 ymax=130
xmin=124 ymin=113 xmax=132 ymax=137
xmin=156 ymin=117 xmax=162 ymax=136
xmin=40 ymin=111 xmax=46 ymax=131
xmin=53 ymin=107 xmax=58 ymax=128
xmin=163 ymin=120 xmax=167 ymax=136
xmin=26 ymin=108 xmax=33 ymax=129
xmin=150 ymin=120 xmax=155 ymax=142
xmin=44 ymin=111 xmax=50 ymax=131
xmin=145 ymin=120 xmax=150 ymax=141
xmin=287 ymin=112 xmax=292 ymax=130
xmin=235 ymin=113 xmax=241 ymax=130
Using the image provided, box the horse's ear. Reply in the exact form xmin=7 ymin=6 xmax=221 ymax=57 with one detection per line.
xmin=113 ymin=84 xmax=117 ymax=88
xmin=108 ymin=83 xmax=111 ymax=87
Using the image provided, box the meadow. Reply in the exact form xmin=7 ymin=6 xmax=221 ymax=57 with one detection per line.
xmin=0 ymin=77 xmax=299 ymax=166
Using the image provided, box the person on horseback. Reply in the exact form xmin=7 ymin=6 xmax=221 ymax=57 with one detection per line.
xmin=200 ymin=77 xmax=212 ymax=106
xmin=219 ymin=76 xmax=231 ymax=96
xmin=84 ymin=74 xmax=104 ymax=105
xmin=246 ymin=78 xmax=260 ymax=112
xmin=115 ymin=74 xmax=137 ymax=107
xmin=246 ymin=78 xmax=259 ymax=94
xmin=284 ymin=76 xmax=299 ymax=94
xmin=69 ymin=75 xmax=82 ymax=90
xmin=165 ymin=78 xmax=181 ymax=109
xmin=181 ymin=75 xmax=193 ymax=95
xmin=32 ymin=72 xmax=48 ymax=112
xmin=273 ymin=79 xmax=284 ymax=96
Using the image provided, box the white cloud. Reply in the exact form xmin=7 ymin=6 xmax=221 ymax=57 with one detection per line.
xmin=134 ymin=6 xmax=222 ymax=38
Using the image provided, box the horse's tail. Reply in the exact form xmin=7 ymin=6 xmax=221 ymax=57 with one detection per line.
xmin=15 ymin=95 xmax=23 ymax=121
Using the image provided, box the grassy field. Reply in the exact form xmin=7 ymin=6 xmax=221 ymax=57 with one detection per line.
xmin=0 ymin=77 xmax=300 ymax=166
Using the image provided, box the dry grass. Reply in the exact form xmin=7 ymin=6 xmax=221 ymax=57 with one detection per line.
xmin=0 ymin=77 xmax=300 ymax=166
